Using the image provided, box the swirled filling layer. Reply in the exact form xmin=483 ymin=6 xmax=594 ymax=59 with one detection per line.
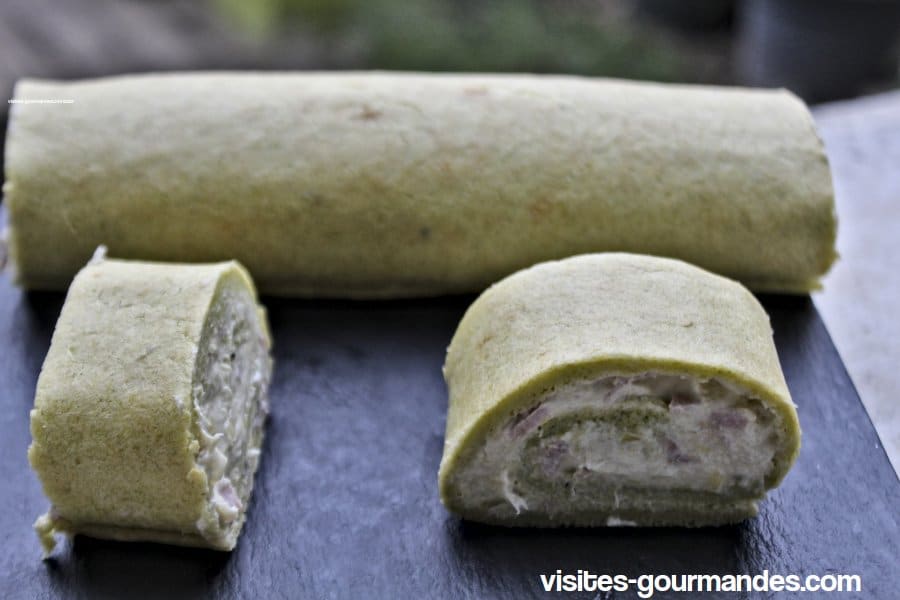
xmin=451 ymin=373 xmax=783 ymax=523
xmin=192 ymin=283 xmax=271 ymax=544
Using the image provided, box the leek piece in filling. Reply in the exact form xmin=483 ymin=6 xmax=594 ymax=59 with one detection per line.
xmin=438 ymin=253 xmax=800 ymax=527
xmin=29 ymin=252 xmax=272 ymax=553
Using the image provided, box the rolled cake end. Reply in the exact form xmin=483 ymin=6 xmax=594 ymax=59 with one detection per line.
xmin=28 ymin=252 xmax=272 ymax=552
xmin=438 ymin=253 xmax=800 ymax=527
xmin=440 ymin=369 xmax=798 ymax=527
xmin=190 ymin=262 xmax=272 ymax=549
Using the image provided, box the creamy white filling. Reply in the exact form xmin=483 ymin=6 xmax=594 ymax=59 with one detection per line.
xmin=453 ymin=373 xmax=782 ymax=520
xmin=191 ymin=283 xmax=271 ymax=543
xmin=606 ymin=516 xmax=637 ymax=527
xmin=501 ymin=469 xmax=528 ymax=515
xmin=212 ymin=479 xmax=243 ymax=523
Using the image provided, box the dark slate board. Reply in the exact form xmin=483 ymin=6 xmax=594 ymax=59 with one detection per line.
xmin=1 ymin=276 xmax=898 ymax=599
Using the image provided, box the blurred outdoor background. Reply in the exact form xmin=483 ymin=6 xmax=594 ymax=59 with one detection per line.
xmin=2 ymin=0 xmax=900 ymax=119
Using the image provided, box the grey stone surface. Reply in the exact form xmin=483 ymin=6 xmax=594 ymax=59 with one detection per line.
xmin=814 ymin=91 xmax=900 ymax=477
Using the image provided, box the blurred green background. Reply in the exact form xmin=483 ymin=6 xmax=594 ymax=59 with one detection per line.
xmin=0 ymin=0 xmax=898 ymax=123
xmin=214 ymin=0 xmax=689 ymax=82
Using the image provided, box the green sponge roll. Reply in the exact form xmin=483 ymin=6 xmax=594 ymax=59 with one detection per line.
xmin=4 ymin=72 xmax=835 ymax=296
xmin=29 ymin=251 xmax=272 ymax=553
xmin=438 ymin=253 xmax=800 ymax=527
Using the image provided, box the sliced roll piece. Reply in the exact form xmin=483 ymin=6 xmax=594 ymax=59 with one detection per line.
xmin=438 ymin=253 xmax=800 ymax=527
xmin=29 ymin=250 xmax=272 ymax=553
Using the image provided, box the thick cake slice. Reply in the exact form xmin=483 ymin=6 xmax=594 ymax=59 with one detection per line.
xmin=29 ymin=250 xmax=272 ymax=553
xmin=438 ymin=253 xmax=800 ymax=527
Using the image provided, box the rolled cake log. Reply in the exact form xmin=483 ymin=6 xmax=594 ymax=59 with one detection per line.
xmin=4 ymin=72 xmax=835 ymax=297
xmin=29 ymin=250 xmax=272 ymax=553
xmin=438 ymin=253 xmax=800 ymax=527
